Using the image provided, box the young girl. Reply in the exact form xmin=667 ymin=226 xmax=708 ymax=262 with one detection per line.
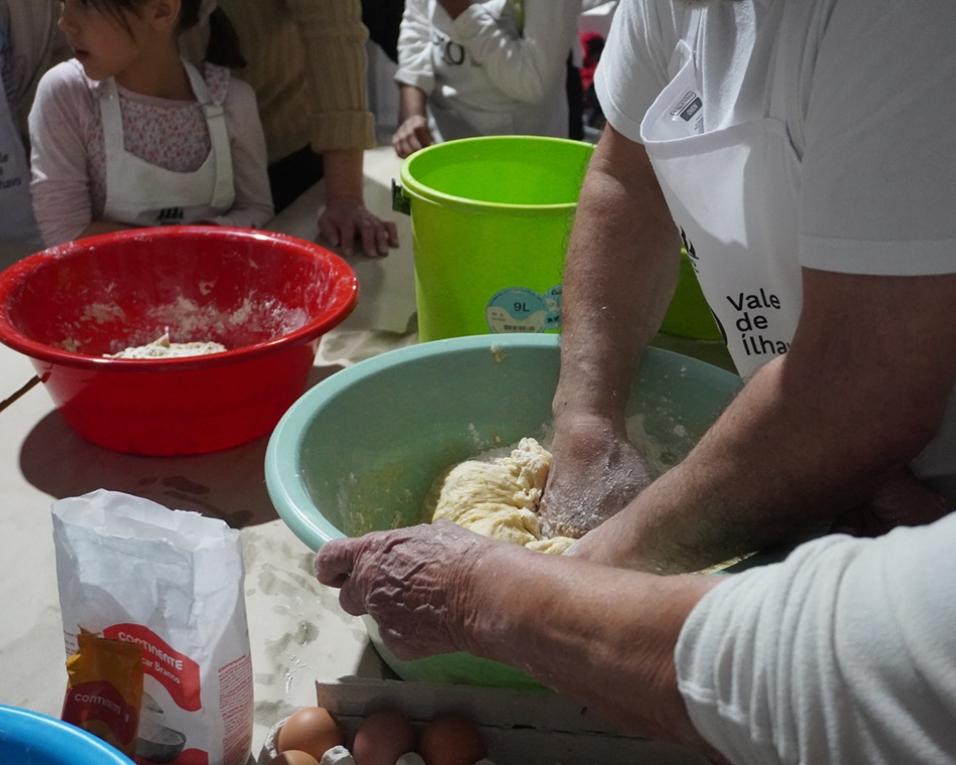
xmin=29 ymin=0 xmax=273 ymax=247
xmin=392 ymin=0 xmax=582 ymax=158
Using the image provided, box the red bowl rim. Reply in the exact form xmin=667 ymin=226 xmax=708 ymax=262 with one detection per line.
xmin=0 ymin=226 xmax=358 ymax=371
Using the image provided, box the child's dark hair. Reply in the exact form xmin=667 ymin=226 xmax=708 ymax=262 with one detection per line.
xmin=87 ymin=0 xmax=246 ymax=69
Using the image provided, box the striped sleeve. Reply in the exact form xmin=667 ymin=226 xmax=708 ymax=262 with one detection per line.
xmin=287 ymin=0 xmax=376 ymax=152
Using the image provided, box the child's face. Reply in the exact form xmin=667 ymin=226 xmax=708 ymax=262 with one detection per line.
xmin=57 ymin=0 xmax=157 ymax=81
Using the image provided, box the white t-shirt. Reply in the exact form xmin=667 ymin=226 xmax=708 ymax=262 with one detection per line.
xmin=395 ymin=0 xmax=581 ymax=141
xmin=677 ymin=514 xmax=956 ymax=765
xmin=594 ymin=0 xmax=956 ymax=499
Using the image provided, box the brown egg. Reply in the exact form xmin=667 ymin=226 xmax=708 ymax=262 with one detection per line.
xmin=353 ymin=709 xmax=417 ymax=765
xmin=277 ymin=707 xmax=345 ymax=760
xmin=419 ymin=716 xmax=486 ymax=765
xmin=270 ymin=751 xmax=321 ymax=765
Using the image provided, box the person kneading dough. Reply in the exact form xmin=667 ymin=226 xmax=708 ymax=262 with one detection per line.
xmin=430 ymin=438 xmax=575 ymax=554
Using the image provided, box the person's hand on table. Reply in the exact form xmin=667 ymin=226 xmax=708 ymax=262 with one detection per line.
xmin=318 ymin=148 xmax=399 ymax=257
xmin=392 ymin=115 xmax=434 ymax=159
xmin=318 ymin=197 xmax=398 ymax=258
xmin=539 ymin=413 xmax=656 ymax=540
xmin=315 ymin=521 xmax=492 ymax=659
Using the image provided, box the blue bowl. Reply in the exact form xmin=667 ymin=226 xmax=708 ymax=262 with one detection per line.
xmin=0 ymin=705 xmax=134 ymax=764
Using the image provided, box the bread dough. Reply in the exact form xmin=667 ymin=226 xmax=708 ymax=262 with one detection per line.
xmin=430 ymin=438 xmax=576 ymax=554
xmin=105 ymin=332 xmax=227 ymax=359
xmin=430 ymin=436 xmax=751 ymax=572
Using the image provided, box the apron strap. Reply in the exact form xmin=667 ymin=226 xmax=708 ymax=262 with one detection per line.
xmin=99 ymin=62 xmax=235 ymax=217
xmin=182 ymin=61 xmax=234 ymax=211
xmin=98 ymin=78 xmax=126 ymax=212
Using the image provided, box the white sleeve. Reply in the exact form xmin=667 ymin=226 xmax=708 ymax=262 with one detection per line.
xmin=210 ymin=77 xmax=273 ymax=230
xmin=592 ymin=0 xmax=675 ymax=143
xmin=799 ymin=0 xmax=956 ymax=276
xmin=676 ymin=514 xmax=956 ymax=765
xmin=449 ymin=0 xmax=581 ymax=105
xmin=394 ymin=0 xmax=435 ymax=93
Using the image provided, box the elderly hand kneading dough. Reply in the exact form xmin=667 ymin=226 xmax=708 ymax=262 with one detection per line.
xmin=317 ymin=511 xmax=956 ymax=765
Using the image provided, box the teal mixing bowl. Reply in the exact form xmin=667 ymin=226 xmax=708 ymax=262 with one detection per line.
xmin=265 ymin=333 xmax=742 ymax=688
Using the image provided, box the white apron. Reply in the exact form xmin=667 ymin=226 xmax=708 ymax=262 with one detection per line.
xmin=640 ymin=39 xmax=956 ymax=499
xmin=0 ymin=68 xmax=41 ymax=249
xmin=100 ymin=61 xmax=234 ymax=227
xmin=426 ymin=0 xmax=568 ymax=141
xmin=640 ymin=40 xmax=801 ymax=380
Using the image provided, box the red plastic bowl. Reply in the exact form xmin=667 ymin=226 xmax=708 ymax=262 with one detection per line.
xmin=0 ymin=226 xmax=357 ymax=455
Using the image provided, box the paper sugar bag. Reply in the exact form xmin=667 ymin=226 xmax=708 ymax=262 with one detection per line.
xmin=52 ymin=490 xmax=253 ymax=765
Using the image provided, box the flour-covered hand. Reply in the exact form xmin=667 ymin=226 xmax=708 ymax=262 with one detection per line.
xmin=314 ymin=521 xmax=490 ymax=659
xmin=540 ymin=413 xmax=656 ymax=539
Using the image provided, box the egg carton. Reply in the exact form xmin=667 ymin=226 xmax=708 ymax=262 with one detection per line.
xmin=257 ymin=712 xmax=489 ymax=765
xmin=307 ymin=677 xmax=710 ymax=765
xmin=258 ymin=714 xmax=292 ymax=763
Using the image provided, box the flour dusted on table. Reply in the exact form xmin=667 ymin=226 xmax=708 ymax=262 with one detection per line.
xmin=52 ymin=490 xmax=253 ymax=765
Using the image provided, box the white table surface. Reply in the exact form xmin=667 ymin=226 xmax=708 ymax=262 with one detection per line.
xmin=0 ymin=146 xmax=416 ymax=752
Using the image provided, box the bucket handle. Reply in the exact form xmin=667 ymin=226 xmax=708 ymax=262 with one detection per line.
xmin=391 ymin=179 xmax=411 ymax=215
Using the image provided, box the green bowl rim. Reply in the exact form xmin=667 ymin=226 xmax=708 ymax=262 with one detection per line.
xmin=399 ymin=135 xmax=594 ymax=214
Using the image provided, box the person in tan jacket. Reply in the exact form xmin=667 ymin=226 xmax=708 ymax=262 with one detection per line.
xmin=182 ymin=0 xmax=398 ymax=257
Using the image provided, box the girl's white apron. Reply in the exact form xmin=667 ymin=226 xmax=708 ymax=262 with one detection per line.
xmin=99 ymin=61 xmax=234 ymax=227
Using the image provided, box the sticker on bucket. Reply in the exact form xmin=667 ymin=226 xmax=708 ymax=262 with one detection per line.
xmin=486 ymin=286 xmax=561 ymax=333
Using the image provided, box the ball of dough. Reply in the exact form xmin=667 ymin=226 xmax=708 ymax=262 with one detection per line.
xmin=430 ymin=438 xmax=575 ymax=553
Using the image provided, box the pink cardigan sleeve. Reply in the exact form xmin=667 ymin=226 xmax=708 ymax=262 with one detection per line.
xmin=28 ymin=61 xmax=97 ymax=247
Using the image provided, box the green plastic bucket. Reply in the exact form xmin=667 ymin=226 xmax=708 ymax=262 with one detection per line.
xmin=398 ymin=136 xmax=592 ymax=341
xmin=660 ymin=249 xmax=722 ymax=341
xmin=397 ymin=136 xmax=725 ymax=345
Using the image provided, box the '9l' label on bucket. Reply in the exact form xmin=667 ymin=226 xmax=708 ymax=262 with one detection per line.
xmin=486 ymin=286 xmax=561 ymax=333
